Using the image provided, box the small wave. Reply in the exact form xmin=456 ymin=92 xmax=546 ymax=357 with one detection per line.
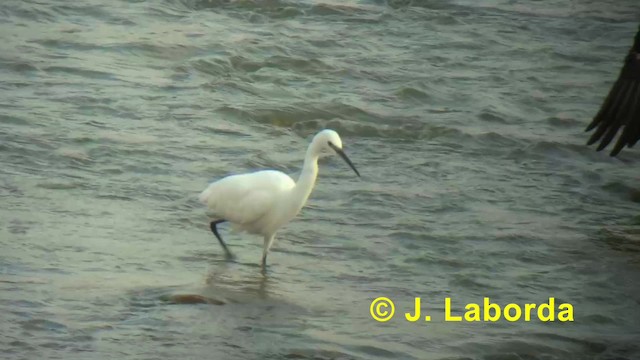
xmin=281 ymin=348 xmax=368 ymax=360
xmin=208 ymin=55 xmax=336 ymax=76
xmin=386 ymin=0 xmax=452 ymax=10
xmin=450 ymin=273 xmax=499 ymax=290
xmin=394 ymin=86 xmax=432 ymax=102
xmin=182 ymin=0 xmax=380 ymax=20
xmin=308 ymin=3 xmax=375 ymax=17
xmin=44 ymin=66 xmax=116 ymax=81
xmin=228 ymin=55 xmax=263 ymax=72
xmin=0 ymin=181 xmax=24 ymax=196
xmin=477 ymin=109 xmax=508 ymax=124
xmin=0 ymin=60 xmax=39 ymax=73
xmin=289 ymin=117 xmax=524 ymax=153
xmin=4 ymin=3 xmax=58 ymax=22
xmin=600 ymin=225 xmax=640 ymax=254
xmin=474 ymin=131 xmax=523 ymax=148
xmin=601 ymin=181 xmax=638 ymax=200
xmin=264 ymin=55 xmax=334 ymax=74
xmin=191 ymin=58 xmax=232 ymax=76
xmin=50 ymin=4 xmax=136 ymax=25
xmin=36 ymin=182 xmax=82 ymax=190
xmin=547 ymin=113 xmax=581 ymax=128
xmin=405 ymin=253 xmax=466 ymax=269
xmin=95 ymin=194 xmax=135 ymax=201
xmin=217 ymin=102 xmax=384 ymax=129
xmin=55 ymin=148 xmax=92 ymax=163
xmin=0 ymin=114 xmax=31 ymax=126
xmin=182 ymin=0 xmax=300 ymax=16
xmin=162 ymin=294 xmax=226 ymax=305
xmin=21 ymin=319 xmax=68 ymax=333
xmin=505 ymin=139 xmax=626 ymax=164
xmin=96 ymin=131 xmax=159 ymax=144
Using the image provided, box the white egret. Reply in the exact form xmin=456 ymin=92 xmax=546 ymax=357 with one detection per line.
xmin=198 ymin=129 xmax=360 ymax=271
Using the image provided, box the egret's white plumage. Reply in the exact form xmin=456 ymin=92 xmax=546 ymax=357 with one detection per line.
xmin=199 ymin=170 xmax=295 ymax=233
xmin=199 ymin=129 xmax=359 ymax=271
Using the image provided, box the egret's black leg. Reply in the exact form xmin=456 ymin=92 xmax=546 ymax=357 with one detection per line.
xmin=210 ymin=220 xmax=233 ymax=258
xmin=261 ymin=254 xmax=267 ymax=275
xmin=260 ymin=235 xmax=274 ymax=275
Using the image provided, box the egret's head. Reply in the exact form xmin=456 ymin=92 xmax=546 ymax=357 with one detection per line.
xmin=312 ymin=129 xmax=360 ymax=177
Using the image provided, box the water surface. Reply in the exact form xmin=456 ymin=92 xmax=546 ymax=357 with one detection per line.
xmin=1 ymin=0 xmax=640 ymax=359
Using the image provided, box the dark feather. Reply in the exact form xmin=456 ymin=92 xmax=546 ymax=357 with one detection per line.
xmin=586 ymin=25 xmax=640 ymax=156
xmin=587 ymin=80 xmax=631 ymax=145
xmin=611 ymin=82 xmax=640 ymax=155
xmin=586 ymin=76 xmax=628 ymax=133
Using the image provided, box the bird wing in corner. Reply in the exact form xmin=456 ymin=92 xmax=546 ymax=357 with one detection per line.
xmin=586 ymin=26 xmax=640 ymax=156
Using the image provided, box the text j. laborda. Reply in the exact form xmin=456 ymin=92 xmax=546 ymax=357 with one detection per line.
xmin=370 ymin=297 xmax=574 ymax=322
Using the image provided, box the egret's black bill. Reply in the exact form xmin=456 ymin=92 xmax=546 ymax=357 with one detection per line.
xmin=328 ymin=142 xmax=360 ymax=177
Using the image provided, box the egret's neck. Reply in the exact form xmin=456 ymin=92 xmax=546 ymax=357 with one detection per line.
xmin=292 ymin=147 xmax=319 ymax=211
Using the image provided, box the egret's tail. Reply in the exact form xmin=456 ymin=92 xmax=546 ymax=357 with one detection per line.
xmin=198 ymin=184 xmax=214 ymax=205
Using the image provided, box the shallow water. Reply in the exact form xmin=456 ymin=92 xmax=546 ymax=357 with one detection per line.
xmin=1 ymin=0 xmax=640 ymax=359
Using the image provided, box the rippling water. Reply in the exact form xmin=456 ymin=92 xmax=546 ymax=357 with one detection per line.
xmin=2 ymin=0 xmax=640 ymax=359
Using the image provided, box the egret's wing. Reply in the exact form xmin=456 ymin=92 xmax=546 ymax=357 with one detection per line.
xmin=199 ymin=171 xmax=294 ymax=225
xmin=586 ymin=26 xmax=640 ymax=156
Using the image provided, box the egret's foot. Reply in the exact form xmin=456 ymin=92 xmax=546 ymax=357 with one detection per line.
xmin=224 ymin=250 xmax=236 ymax=261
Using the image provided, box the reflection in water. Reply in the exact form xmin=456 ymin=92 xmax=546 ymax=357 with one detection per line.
xmin=166 ymin=261 xmax=272 ymax=305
